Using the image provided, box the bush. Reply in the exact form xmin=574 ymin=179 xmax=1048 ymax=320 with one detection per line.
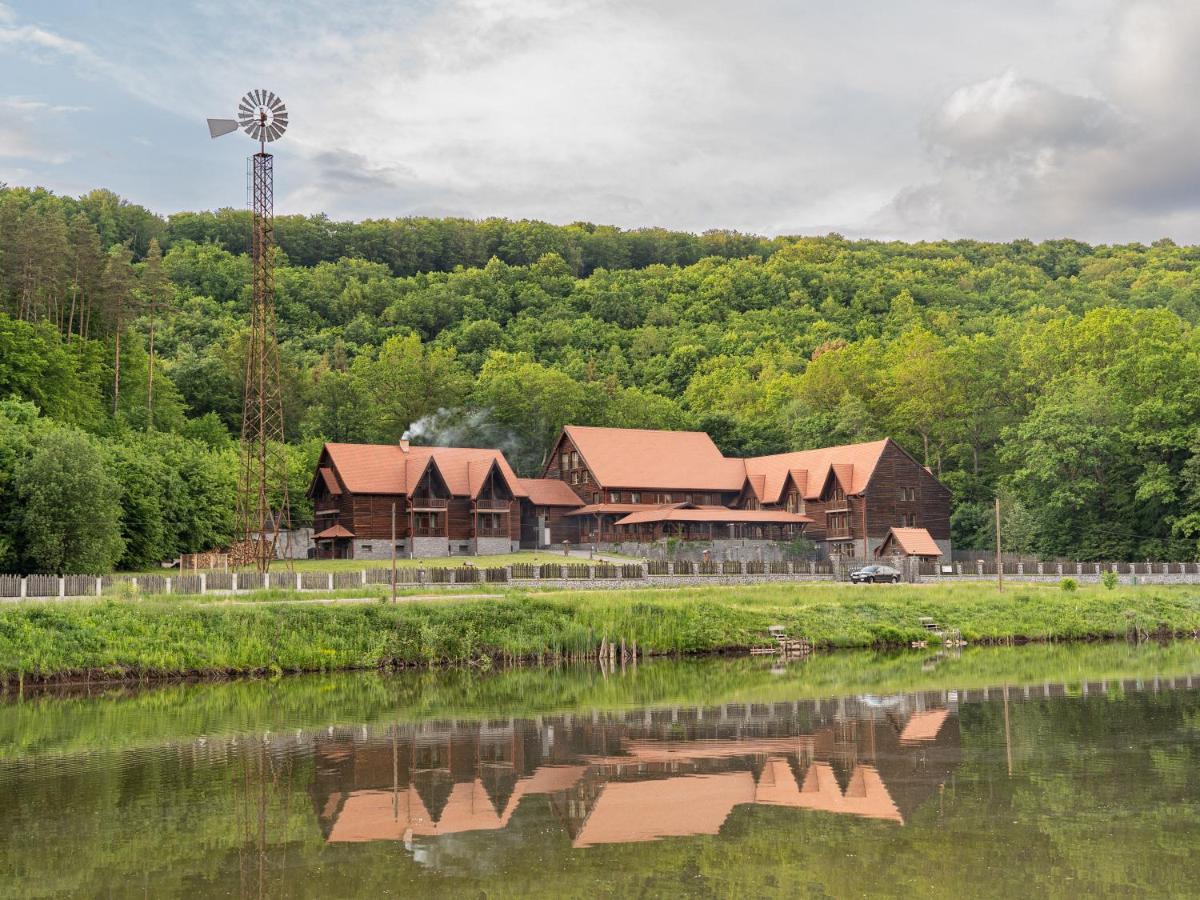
xmin=1060 ymin=578 xmax=1077 ymax=592
xmin=1101 ymin=570 xmax=1118 ymax=590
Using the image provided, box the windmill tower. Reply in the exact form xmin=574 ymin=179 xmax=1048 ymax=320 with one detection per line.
xmin=208 ymin=91 xmax=292 ymax=572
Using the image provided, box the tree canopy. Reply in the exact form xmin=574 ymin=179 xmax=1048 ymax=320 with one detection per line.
xmin=2 ymin=183 xmax=1200 ymax=570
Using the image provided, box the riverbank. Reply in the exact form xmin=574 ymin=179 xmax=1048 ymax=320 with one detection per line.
xmin=2 ymin=582 xmax=1199 ymax=683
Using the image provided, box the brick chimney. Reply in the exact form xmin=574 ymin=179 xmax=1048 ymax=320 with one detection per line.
xmin=399 ymin=439 xmax=410 ymax=453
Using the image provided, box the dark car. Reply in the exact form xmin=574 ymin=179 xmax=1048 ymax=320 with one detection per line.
xmin=849 ymin=564 xmax=901 ymax=584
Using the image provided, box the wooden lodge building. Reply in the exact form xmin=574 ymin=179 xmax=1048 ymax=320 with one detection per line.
xmin=543 ymin=426 xmax=951 ymax=558
xmin=308 ymin=427 xmax=951 ymax=559
xmin=309 ymin=440 xmax=579 ymax=559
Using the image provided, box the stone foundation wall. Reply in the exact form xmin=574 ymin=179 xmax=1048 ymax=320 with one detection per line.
xmin=351 ymin=540 xmax=404 ymax=560
xmin=473 ymin=537 xmax=517 ymax=555
xmin=410 ymin=537 xmax=450 ymax=558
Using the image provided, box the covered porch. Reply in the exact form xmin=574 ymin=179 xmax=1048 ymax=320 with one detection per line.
xmin=313 ymin=524 xmax=354 ymax=559
xmin=609 ymin=506 xmax=812 ymax=543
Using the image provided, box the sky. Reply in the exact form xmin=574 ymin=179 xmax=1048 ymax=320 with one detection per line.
xmin=1 ymin=0 xmax=1199 ymax=243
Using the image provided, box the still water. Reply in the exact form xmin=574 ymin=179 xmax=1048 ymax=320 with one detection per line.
xmin=3 ymin=642 xmax=1200 ymax=897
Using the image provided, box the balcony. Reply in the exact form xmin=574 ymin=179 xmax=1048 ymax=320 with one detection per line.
xmin=826 ymin=528 xmax=853 ymax=539
xmin=476 ymin=499 xmax=511 ymax=511
xmin=412 ymin=525 xmax=444 ymax=537
xmin=475 ymin=526 xmax=510 ymax=538
xmin=411 ymin=497 xmax=449 ymax=510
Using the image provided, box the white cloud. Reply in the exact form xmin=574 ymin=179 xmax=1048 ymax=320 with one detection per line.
xmin=0 ymin=19 xmax=97 ymax=61
xmin=0 ymin=95 xmax=82 ymax=163
xmin=11 ymin=0 xmax=1200 ymax=241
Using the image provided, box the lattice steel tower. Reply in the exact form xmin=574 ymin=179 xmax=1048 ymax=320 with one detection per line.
xmin=208 ymin=90 xmax=292 ymax=572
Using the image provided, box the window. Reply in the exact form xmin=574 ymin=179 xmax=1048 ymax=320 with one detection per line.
xmin=571 ymin=451 xmax=579 ymax=468
xmin=630 ymin=492 xmax=641 ymax=504
xmin=592 ymin=492 xmax=600 ymax=504
xmin=360 ymin=544 xmax=373 ymax=552
xmin=827 ymin=512 xmax=849 ymax=533
xmin=610 ymin=491 xmax=622 ymax=503
xmin=901 ymin=512 xmax=919 ymax=527
xmin=899 ymin=487 xmax=917 ymax=502
xmin=560 ymin=453 xmax=569 ymax=473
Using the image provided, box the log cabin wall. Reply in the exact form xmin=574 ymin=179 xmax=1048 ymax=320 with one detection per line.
xmin=864 ymin=441 xmax=952 ymax=548
xmin=545 ymin=506 xmax=577 ymax=543
xmin=446 ymin=497 xmax=475 ymax=541
xmin=547 ymin=434 xmax=603 ymax=503
xmin=349 ymin=494 xmax=408 ymax=539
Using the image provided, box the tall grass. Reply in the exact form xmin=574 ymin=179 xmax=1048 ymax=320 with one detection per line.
xmin=1 ymin=582 xmax=1198 ymax=683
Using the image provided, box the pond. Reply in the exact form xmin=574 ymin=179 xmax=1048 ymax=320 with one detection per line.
xmin=3 ymin=642 xmax=1200 ymax=897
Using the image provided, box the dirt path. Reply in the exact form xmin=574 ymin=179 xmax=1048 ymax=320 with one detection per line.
xmin=222 ymin=593 xmax=507 ymax=606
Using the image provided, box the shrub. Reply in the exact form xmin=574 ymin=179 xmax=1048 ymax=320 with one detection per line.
xmin=1101 ymin=570 xmax=1118 ymax=590
xmin=1060 ymin=578 xmax=1077 ymax=592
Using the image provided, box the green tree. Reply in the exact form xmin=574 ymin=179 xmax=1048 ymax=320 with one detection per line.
xmin=352 ymin=333 xmax=470 ymax=442
xmin=17 ymin=427 xmax=125 ymax=572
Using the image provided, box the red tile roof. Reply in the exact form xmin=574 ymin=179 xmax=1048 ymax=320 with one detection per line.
xmin=323 ymin=443 xmax=526 ymax=499
xmin=322 ymin=443 xmax=407 ymax=494
xmin=518 ymin=478 xmax=585 ymax=507
xmin=313 ymin=524 xmax=355 ymax=539
xmin=613 ymin=508 xmax=811 ymax=526
xmin=563 ymin=425 xmax=747 ymax=491
xmin=899 ymin=708 xmax=951 ymax=744
xmin=563 ymin=503 xmax=661 ymax=517
xmin=318 ymin=466 xmax=341 ymax=495
xmin=742 ymin=439 xmax=891 ymax=503
xmin=878 ymin=527 xmax=943 ymax=557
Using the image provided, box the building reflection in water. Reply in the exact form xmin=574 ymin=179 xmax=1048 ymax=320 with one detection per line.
xmin=311 ymin=691 xmax=961 ymax=854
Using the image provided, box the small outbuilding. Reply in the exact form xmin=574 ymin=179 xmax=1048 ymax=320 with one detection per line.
xmin=875 ymin=526 xmax=943 ymax=560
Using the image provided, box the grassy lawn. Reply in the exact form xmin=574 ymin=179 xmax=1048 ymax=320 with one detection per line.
xmin=2 ymin=580 xmax=1199 ymax=683
xmin=127 ymin=550 xmax=637 ymax=576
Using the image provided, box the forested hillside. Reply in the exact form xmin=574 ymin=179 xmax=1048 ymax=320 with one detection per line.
xmin=2 ymin=184 xmax=1199 ymax=572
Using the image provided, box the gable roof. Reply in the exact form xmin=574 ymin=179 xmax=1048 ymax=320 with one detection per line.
xmin=322 ymin=443 xmax=526 ymax=498
xmin=317 ymin=467 xmax=341 ymax=495
xmin=561 ymin=425 xmax=747 ymax=491
xmin=313 ymin=524 xmax=354 ymax=539
xmin=877 ymin=526 xmax=943 ymax=557
xmin=518 ymin=478 xmax=585 ymax=507
xmin=743 ymin=439 xmax=891 ymax=504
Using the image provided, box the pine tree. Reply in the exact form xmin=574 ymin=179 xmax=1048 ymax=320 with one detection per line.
xmin=101 ymin=244 xmax=135 ymax=414
xmin=137 ymin=239 xmax=171 ymax=429
xmin=67 ymin=215 xmax=104 ymax=341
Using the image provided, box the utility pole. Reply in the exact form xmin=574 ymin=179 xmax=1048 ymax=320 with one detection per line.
xmin=391 ymin=501 xmax=398 ymax=604
xmin=995 ymin=496 xmax=1003 ymax=592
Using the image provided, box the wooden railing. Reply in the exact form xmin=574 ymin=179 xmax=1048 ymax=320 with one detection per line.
xmin=475 ymin=499 xmax=510 ymax=511
xmin=410 ymin=497 xmax=448 ymax=510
